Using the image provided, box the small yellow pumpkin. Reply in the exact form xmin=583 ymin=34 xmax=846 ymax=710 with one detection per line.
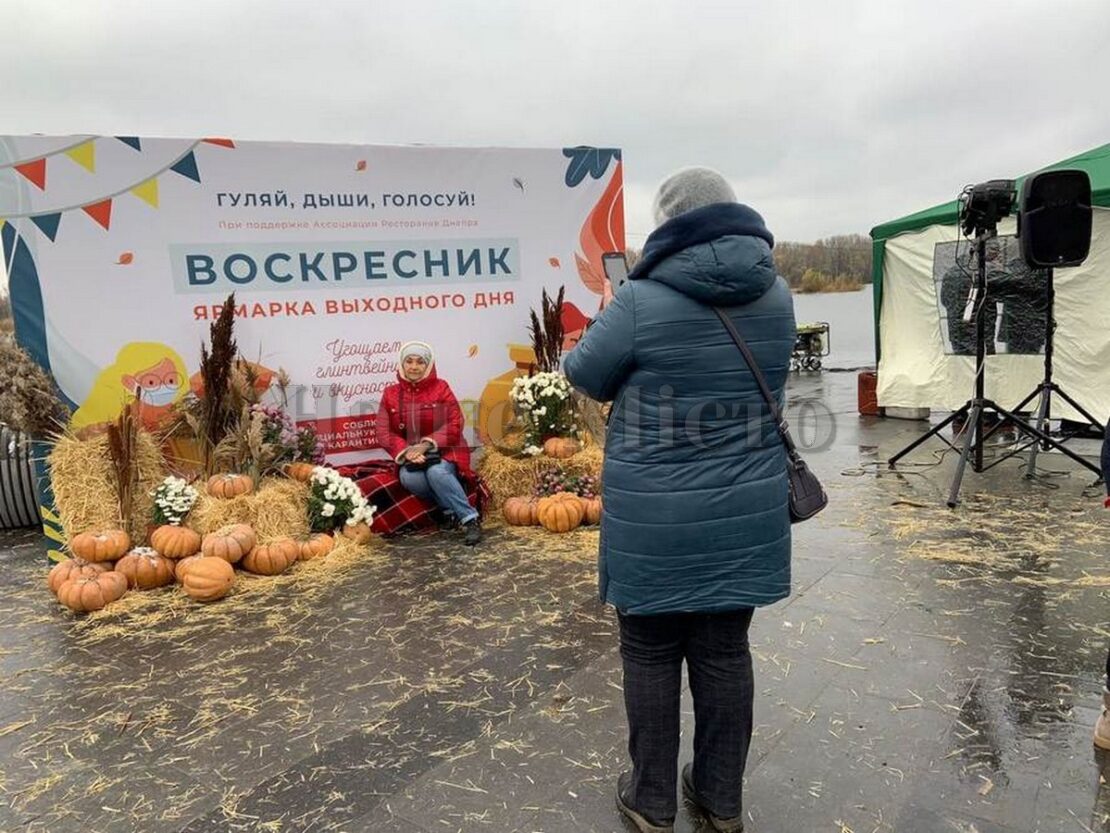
xmin=299 ymin=533 xmax=335 ymax=561
xmin=206 ymin=473 xmax=254 ymax=499
xmin=56 ymin=571 xmax=128 ymax=613
xmin=537 ymin=493 xmax=584 ymax=533
xmin=48 ymin=559 xmax=109 ymax=595
xmin=342 ymin=522 xmax=373 ymax=544
xmin=182 ymin=557 xmax=235 ymax=602
xmin=543 ymin=437 xmax=581 ymax=459
xmin=201 ymin=524 xmax=256 ymax=564
xmin=115 ymin=548 xmax=176 ymax=590
xmin=150 ymin=525 xmax=201 ymax=559
xmin=70 ymin=529 xmax=131 ymax=563
xmin=241 ymin=538 xmax=299 ymax=575
xmin=284 ymin=462 xmax=317 ymax=482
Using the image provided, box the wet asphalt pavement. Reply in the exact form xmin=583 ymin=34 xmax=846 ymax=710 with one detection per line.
xmin=1 ymin=371 xmax=1108 ymax=833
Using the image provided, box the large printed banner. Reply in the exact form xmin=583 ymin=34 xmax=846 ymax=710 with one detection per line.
xmin=0 ymin=137 xmax=625 ymax=463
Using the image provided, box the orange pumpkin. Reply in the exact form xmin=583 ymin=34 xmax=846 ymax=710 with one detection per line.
xmin=580 ymin=496 xmax=603 ymax=525
xmin=503 ymin=497 xmax=537 ymax=526
xmin=201 ymin=524 xmax=256 ymax=564
xmin=342 ymin=522 xmax=373 ymax=544
xmin=115 ymin=548 xmax=176 ymax=590
xmin=150 ymin=525 xmax=201 ymax=559
xmin=206 ymin=474 xmax=254 ymax=499
xmin=175 ymin=553 xmax=204 ymax=583
xmin=70 ymin=529 xmax=131 ymax=563
xmin=299 ymin=533 xmax=334 ymax=560
xmin=48 ymin=559 xmax=109 ymax=594
xmin=285 ymin=462 xmax=317 ymax=482
xmin=546 ymin=491 xmax=581 ymax=504
xmin=537 ymin=493 xmax=584 ymax=533
xmin=543 ymin=437 xmax=581 ymax=459
xmin=241 ymin=538 xmax=299 ymax=575
xmin=56 ymin=571 xmax=128 ymax=613
xmin=182 ymin=557 xmax=235 ymax=602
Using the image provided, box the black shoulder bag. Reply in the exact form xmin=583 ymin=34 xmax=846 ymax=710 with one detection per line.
xmin=397 ymin=383 xmax=443 ymax=472
xmin=714 ymin=308 xmax=828 ymax=523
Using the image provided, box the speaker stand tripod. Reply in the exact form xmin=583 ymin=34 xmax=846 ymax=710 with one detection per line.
xmin=888 ymin=233 xmax=1099 ymax=507
xmin=1003 ymin=269 xmax=1103 ymax=479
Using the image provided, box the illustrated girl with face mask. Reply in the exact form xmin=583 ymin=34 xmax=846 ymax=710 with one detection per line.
xmin=124 ymin=357 xmax=182 ymax=408
xmin=72 ymin=343 xmax=189 ymax=432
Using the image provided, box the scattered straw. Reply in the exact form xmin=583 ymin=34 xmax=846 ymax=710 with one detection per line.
xmin=492 ymin=519 xmax=599 ymax=564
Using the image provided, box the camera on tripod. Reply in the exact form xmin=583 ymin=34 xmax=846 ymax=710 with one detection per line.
xmin=891 ymin=168 xmax=1099 ymax=507
xmin=958 ymin=179 xmax=1016 ymax=238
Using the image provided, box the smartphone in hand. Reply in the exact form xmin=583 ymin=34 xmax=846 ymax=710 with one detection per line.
xmin=602 ymin=252 xmax=630 ymax=289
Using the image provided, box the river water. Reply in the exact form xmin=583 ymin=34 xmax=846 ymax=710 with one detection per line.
xmin=791 ymin=287 xmax=875 ymax=370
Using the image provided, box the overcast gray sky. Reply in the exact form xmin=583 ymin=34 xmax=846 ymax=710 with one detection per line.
xmin=2 ymin=0 xmax=1107 ymax=243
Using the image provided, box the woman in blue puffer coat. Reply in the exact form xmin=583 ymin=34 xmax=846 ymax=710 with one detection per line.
xmin=564 ymin=168 xmax=796 ymax=833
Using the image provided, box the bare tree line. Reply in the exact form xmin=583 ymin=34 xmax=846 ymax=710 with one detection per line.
xmin=626 ymin=234 xmax=871 ymax=293
xmin=774 ymin=234 xmax=872 ymax=292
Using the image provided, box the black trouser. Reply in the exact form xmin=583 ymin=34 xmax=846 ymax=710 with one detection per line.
xmin=618 ymin=608 xmax=754 ymax=822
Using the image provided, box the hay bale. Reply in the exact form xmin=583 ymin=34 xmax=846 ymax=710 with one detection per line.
xmin=189 ymin=477 xmax=310 ymax=542
xmin=477 ymin=445 xmax=604 ymax=507
xmin=49 ymin=432 xmax=165 ymax=544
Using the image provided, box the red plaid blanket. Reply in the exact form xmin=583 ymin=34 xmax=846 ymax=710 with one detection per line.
xmin=336 ymin=461 xmax=490 ymax=537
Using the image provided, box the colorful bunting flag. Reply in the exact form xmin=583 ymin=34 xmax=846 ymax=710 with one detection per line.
xmin=116 ymin=136 xmax=142 ymax=151
xmin=130 ymin=178 xmax=159 ymax=208
xmin=31 ymin=214 xmax=61 ymax=241
xmin=65 ymin=141 xmax=96 ymax=173
xmin=15 ymin=159 xmax=46 ymax=190
xmin=169 ymin=151 xmax=201 ymax=183
xmin=82 ymin=199 xmax=113 ymax=230
xmin=202 ymin=138 xmax=235 ymax=148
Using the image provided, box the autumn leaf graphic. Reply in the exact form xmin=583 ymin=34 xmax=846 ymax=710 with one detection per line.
xmin=116 ymin=252 xmax=134 ymax=265
xmin=355 ymin=160 xmax=367 ymax=172
xmin=548 ymin=257 xmax=561 ymax=268
xmin=467 ymin=345 xmax=479 ymax=358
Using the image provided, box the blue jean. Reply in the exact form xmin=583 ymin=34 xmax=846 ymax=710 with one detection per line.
xmin=398 ymin=460 xmax=478 ymax=524
xmin=618 ymin=608 xmax=754 ymax=822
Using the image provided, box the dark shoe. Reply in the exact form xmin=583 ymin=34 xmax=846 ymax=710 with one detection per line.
xmin=681 ymin=764 xmax=744 ymax=833
xmin=615 ymin=772 xmax=674 ymax=833
xmin=462 ymin=519 xmax=482 ymax=546
xmin=436 ymin=511 xmax=458 ymax=532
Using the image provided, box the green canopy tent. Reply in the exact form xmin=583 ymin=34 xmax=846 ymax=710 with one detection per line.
xmin=867 ymin=143 xmax=1110 ymax=421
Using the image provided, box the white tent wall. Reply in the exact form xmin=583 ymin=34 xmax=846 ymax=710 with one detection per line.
xmin=877 ymin=207 xmax=1110 ymax=422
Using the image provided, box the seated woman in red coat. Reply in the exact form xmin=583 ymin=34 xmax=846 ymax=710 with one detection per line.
xmin=375 ymin=341 xmax=482 ymax=545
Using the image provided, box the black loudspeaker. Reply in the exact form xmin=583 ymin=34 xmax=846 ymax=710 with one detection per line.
xmin=1018 ymin=169 xmax=1092 ymax=268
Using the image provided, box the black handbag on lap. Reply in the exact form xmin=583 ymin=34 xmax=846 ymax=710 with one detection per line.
xmin=401 ymin=450 xmax=442 ymax=473
xmin=714 ymin=307 xmax=828 ymax=523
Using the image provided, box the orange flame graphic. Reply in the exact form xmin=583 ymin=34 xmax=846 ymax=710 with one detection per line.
xmin=574 ymin=161 xmax=625 ymax=297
